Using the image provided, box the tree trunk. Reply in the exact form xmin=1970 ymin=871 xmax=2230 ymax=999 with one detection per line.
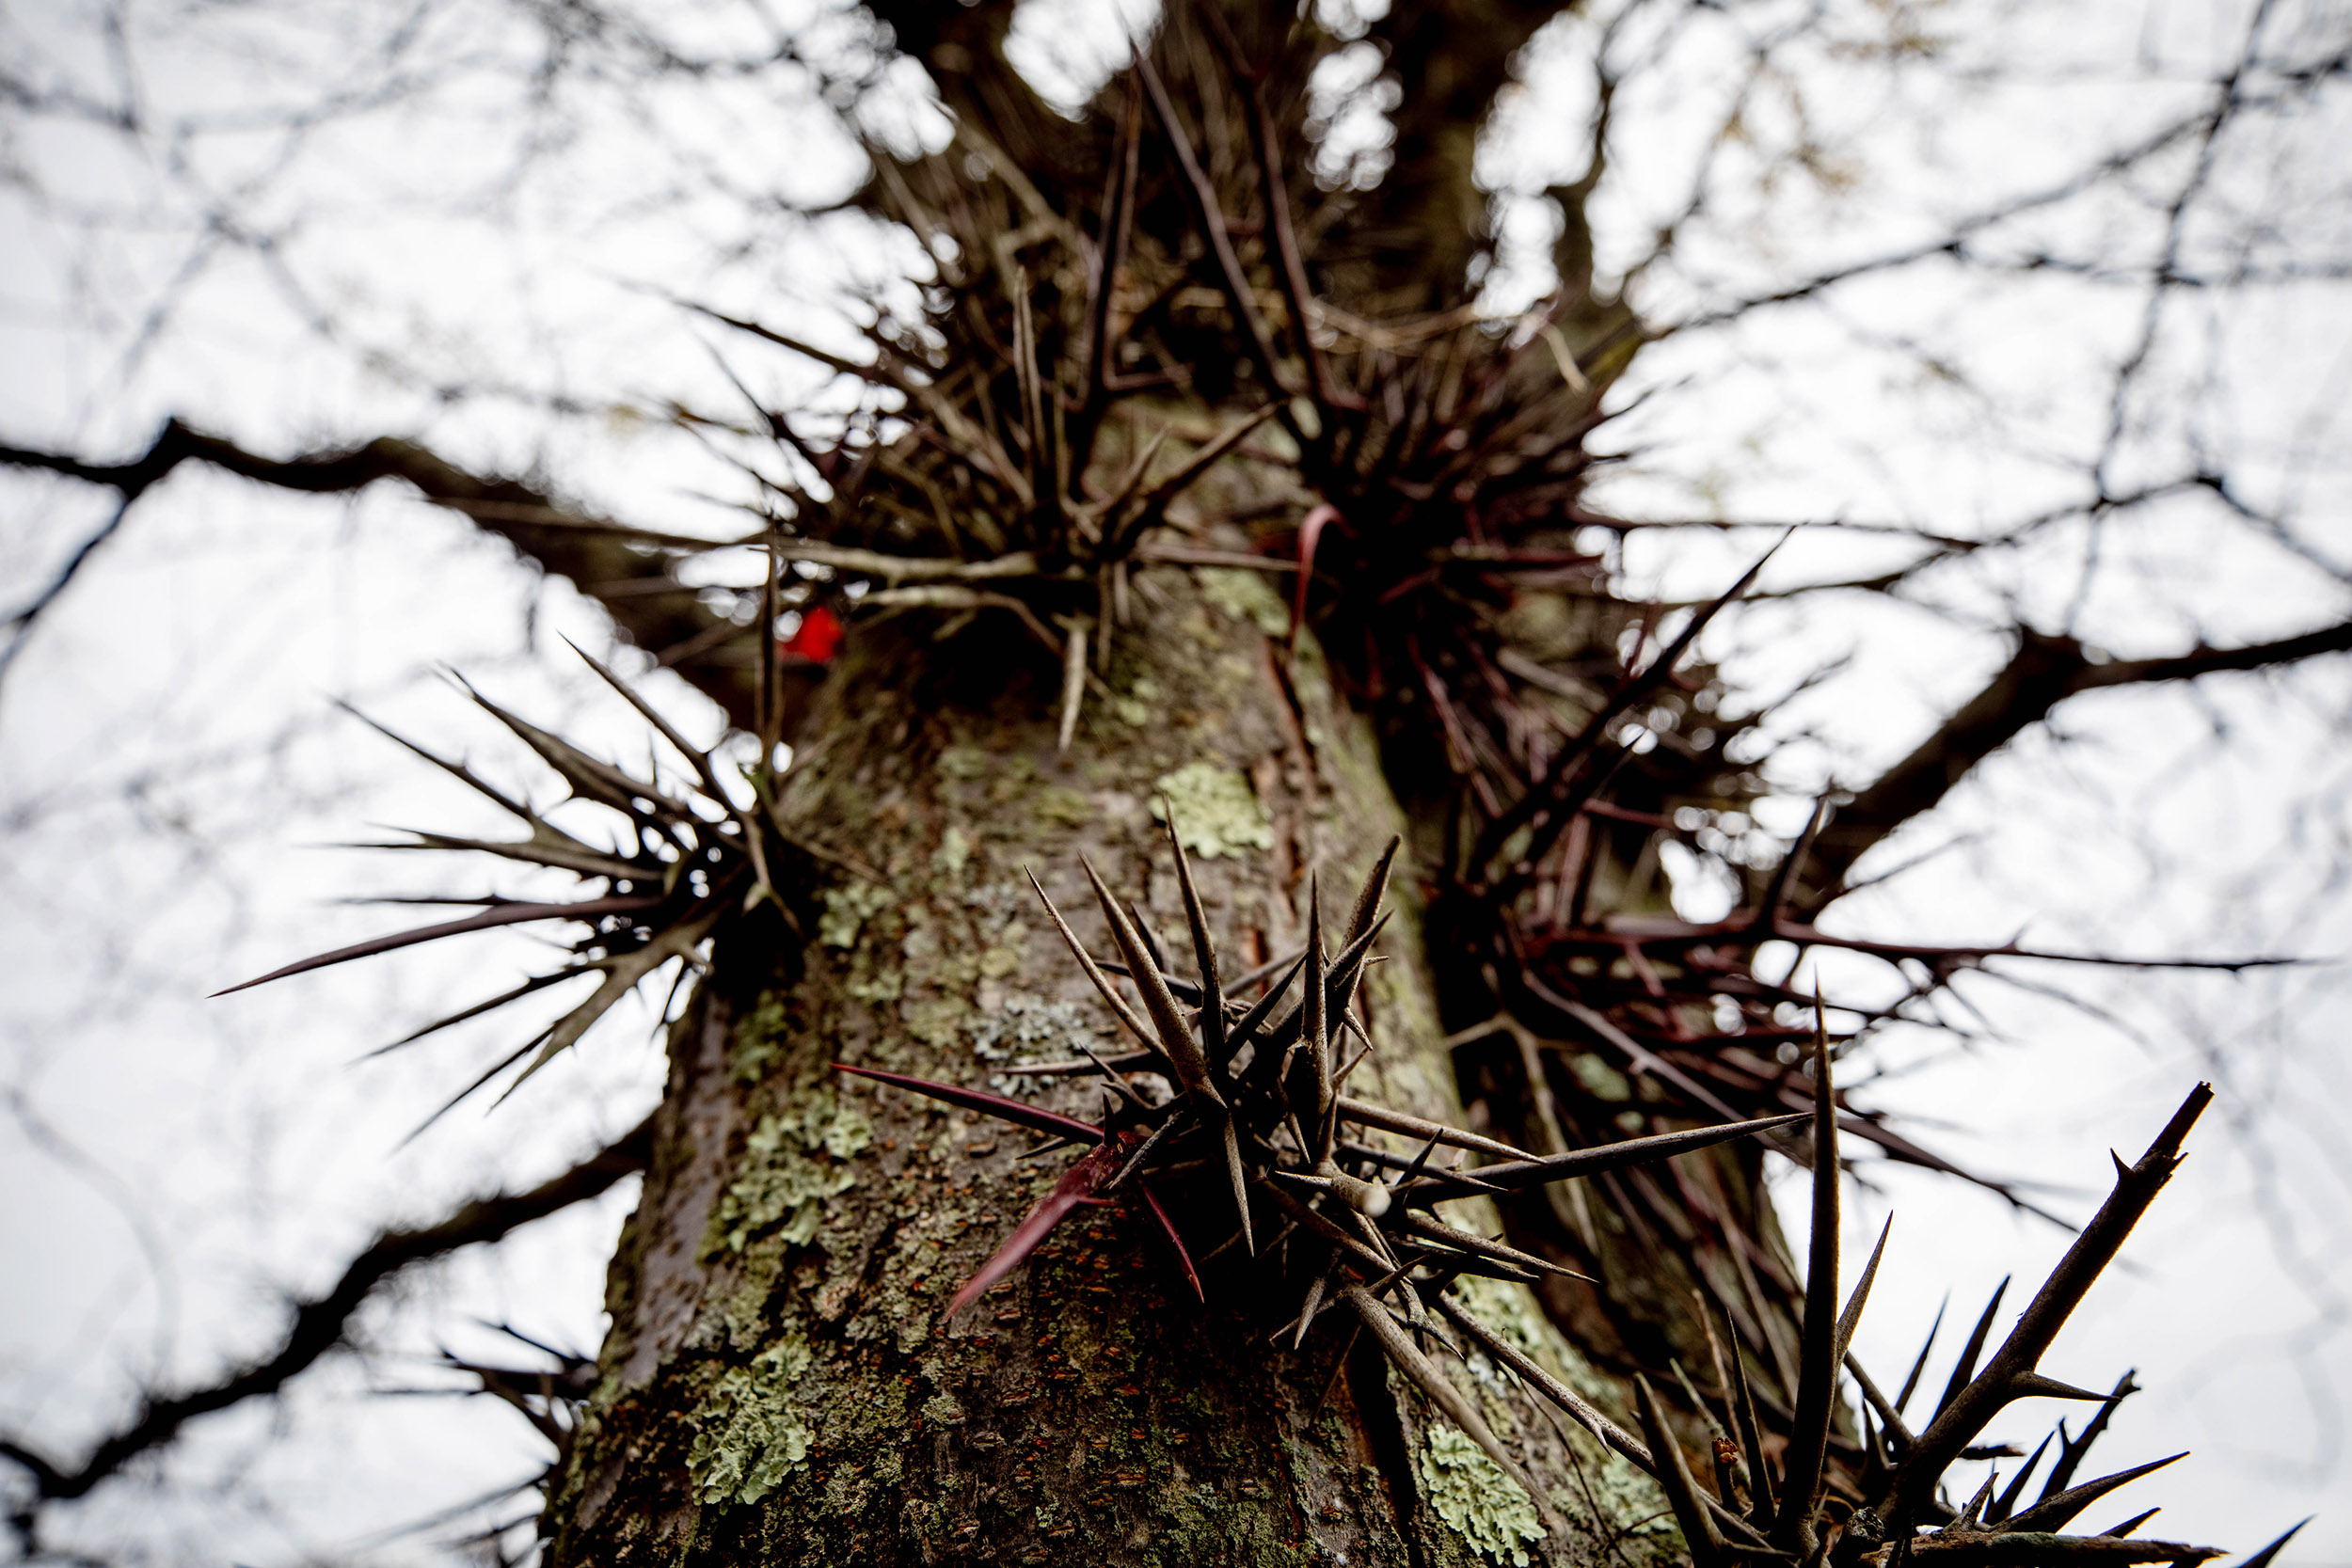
xmin=548 ymin=568 xmax=1677 ymax=1565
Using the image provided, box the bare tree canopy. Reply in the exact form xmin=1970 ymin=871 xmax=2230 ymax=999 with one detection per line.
xmin=1 ymin=0 xmax=2346 ymax=1562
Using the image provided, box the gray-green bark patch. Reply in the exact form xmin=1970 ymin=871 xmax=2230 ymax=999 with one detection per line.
xmin=686 ymin=1334 xmax=814 ymax=1507
xmin=1152 ymin=760 xmax=1273 ymax=859
xmin=1420 ymin=1426 xmax=1546 ymax=1566
xmin=705 ymin=1088 xmax=871 ymax=1254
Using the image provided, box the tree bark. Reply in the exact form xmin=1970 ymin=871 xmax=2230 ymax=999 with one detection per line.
xmin=549 ymin=569 xmax=1678 ymax=1566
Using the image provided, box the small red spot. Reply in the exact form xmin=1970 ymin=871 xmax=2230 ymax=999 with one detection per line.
xmin=781 ymin=605 xmax=844 ymax=663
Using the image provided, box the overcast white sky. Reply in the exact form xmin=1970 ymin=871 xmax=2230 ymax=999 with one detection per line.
xmin=2 ymin=0 xmax=2348 ymax=1562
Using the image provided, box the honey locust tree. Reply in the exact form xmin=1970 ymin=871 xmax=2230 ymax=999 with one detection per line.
xmin=3 ymin=0 xmax=2349 ymax=1563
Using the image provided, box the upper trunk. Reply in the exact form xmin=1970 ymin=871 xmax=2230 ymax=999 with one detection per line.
xmin=548 ymin=569 xmax=1682 ymax=1566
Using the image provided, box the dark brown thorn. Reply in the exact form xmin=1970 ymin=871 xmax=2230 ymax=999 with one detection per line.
xmin=1102 ymin=1106 xmax=1188 ymax=1193
xmin=1131 ymin=53 xmax=1292 ymax=411
xmin=1344 ymin=1285 xmax=1557 ymax=1532
xmin=1392 ymin=1212 xmax=1590 ymax=1280
xmin=2232 ymin=1520 xmax=2312 ymax=1568
xmin=1165 ymin=806 xmax=1225 ymax=1067
xmin=1470 ymin=536 xmax=1786 ymax=886
xmin=213 ymin=895 xmax=660 ymax=996
xmin=331 ymin=699 xmax=534 ymax=823
xmin=1898 ymin=1295 xmax=1949 ymax=1414
xmin=1219 ymin=952 xmax=1310 ymax=1066
xmin=1302 ymin=876 xmax=1334 ymax=1160
xmin=1935 ymin=1280 xmax=2013 ymax=1421
xmin=1263 ymin=1184 xmax=1390 ymax=1278
xmin=1136 ymin=1180 xmax=1202 ymax=1304
xmin=1124 ymin=897 xmax=1172 ymax=980
xmin=1016 ymin=1135 xmax=1086 ymax=1162
xmin=1672 ymin=1358 xmax=1731 ymax=1444
xmin=1003 ymin=1050 xmax=1161 ymax=1078
xmin=1772 ymin=1017 xmax=1840 ymax=1553
xmin=1218 ymin=1112 xmax=1256 ymax=1257
xmin=1397 ymin=1113 xmax=1808 ymax=1203
xmin=359 ymin=969 xmax=588 ymax=1058
xmin=1636 ymin=1374 xmax=1726 ymax=1568
xmin=2002 ymin=1455 xmax=2187 ymax=1536
xmin=2039 ymin=1373 xmax=2138 ymax=1500
xmin=1073 ymin=1040 xmax=1151 ymax=1113
xmin=2102 ymin=1510 xmax=2162 ymax=1539
xmin=1836 ymin=1217 xmax=1893 ymax=1370
xmin=394 ymin=1030 xmax=551 ymax=1147
xmin=1346 ymin=836 xmax=1401 ymax=946
xmin=831 ymin=1064 xmax=1104 ymax=1145
xmin=1889 ymin=1085 xmax=2213 ymax=1518
xmin=1025 ymin=868 xmax=1163 ymax=1057
xmin=1844 ymin=1353 xmax=1916 ymax=1461
xmin=1292 ymin=1266 xmax=1332 ymax=1350
xmin=1082 ymin=858 xmax=1220 ymax=1103
xmin=1718 ymin=1307 xmax=1776 ymax=1531
xmin=1335 ymin=1097 xmax=1536 ymax=1161
xmin=1337 ymin=1143 xmax=1515 ymax=1194
xmin=1107 ymin=403 xmax=1283 ymax=555
xmin=1989 ymin=1433 xmax=2053 ymax=1523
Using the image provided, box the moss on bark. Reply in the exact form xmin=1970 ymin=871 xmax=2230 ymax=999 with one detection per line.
xmin=547 ymin=568 xmax=1679 ymax=1566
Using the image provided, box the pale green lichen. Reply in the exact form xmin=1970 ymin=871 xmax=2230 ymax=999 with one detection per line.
xmin=1032 ymin=784 xmax=1092 ymax=829
xmin=819 ymin=879 xmax=894 ymax=948
xmin=1199 ymin=566 xmax=1291 ymax=638
xmin=1566 ymin=1052 xmax=1632 ymax=1101
xmin=1114 ymin=674 xmax=1162 ymax=726
xmin=936 ymin=744 xmax=992 ymax=781
xmin=932 ymin=824 xmax=973 ymax=879
xmin=687 ymin=1335 xmax=813 ymax=1507
xmin=707 ymin=1090 xmax=871 ymax=1254
xmin=1420 ymin=1425 xmax=1547 ymax=1566
xmin=1152 ymin=761 xmax=1274 ymax=859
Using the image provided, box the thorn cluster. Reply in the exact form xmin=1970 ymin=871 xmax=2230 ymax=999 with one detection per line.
xmin=834 ymin=824 xmax=1808 ymax=1534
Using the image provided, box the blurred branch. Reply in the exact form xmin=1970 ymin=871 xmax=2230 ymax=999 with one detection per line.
xmin=1804 ymin=620 xmax=2352 ymax=910
xmin=0 ymin=420 xmax=759 ymax=722
xmin=0 ymin=1116 xmax=651 ymax=1533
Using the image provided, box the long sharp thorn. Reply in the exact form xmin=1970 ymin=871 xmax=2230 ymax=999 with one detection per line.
xmin=1219 ymin=1113 xmax=1255 ymax=1256
xmin=1897 ymin=1294 xmax=1949 ymax=1414
xmin=1990 ymin=1433 xmax=2053 ymax=1523
xmin=1771 ymin=1008 xmax=1839 ymax=1554
xmin=1836 ymin=1216 xmax=1892 ymax=1369
xmin=1346 ymin=836 xmax=1400 ymax=945
xmin=1082 ymin=858 xmax=1220 ymax=1103
xmin=1165 ymin=807 xmax=1226 ymax=1067
xmin=1302 ymin=877 xmax=1333 ymax=1154
xmin=1025 ymin=868 xmax=1163 ymax=1058
xmin=1103 ymin=1106 xmax=1188 ymax=1193
xmin=832 ymin=1063 xmax=1104 ymax=1144
xmin=1073 ymin=1041 xmax=1151 ymax=1111
xmin=1293 ymin=1269 xmax=1330 ymax=1350
xmin=1344 ymin=1285 xmax=1556 ymax=1530
xmin=2003 ymin=1454 xmax=2188 ymax=1535
xmin=1721 ymin=1309 xmax=1775 ymax=1531
xmin=1335 ymin=1098 xmax=1534 ymax=1161
xmin=1635 ymin=1374 xmax=1726 ymax=1568
xmin=1221 ymin=952 xmax=1308 ymax=1064
xmin=1397 ymin=1112 xmax=1806 ymax=1202
xmin=2104 ymin=1509 xmax=2162 ymax=1540
xmin=2041 ymin=1371 xmax=2139 ymax=1499
xmin=1935 ymin=1278 xmax=2012 ymax=1421
xmin=2233 ymin=1520 xmax=2312 ymax=1568
xmin=1889 ymin=1085 xmax=2212 ymax=1519
xmin=213 ymin=895 xmax=660 ymax=996
xmin=1136 ymin=1180 xmax=1203 ymax=1303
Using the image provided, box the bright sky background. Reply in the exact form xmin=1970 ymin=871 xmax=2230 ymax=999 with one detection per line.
xmin=2 ymin=0 xmax=2347 ymax=1561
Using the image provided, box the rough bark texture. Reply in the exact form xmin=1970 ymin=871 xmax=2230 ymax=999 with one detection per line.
xmin=550 ymin=568 xmax=1681 ymax=1566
